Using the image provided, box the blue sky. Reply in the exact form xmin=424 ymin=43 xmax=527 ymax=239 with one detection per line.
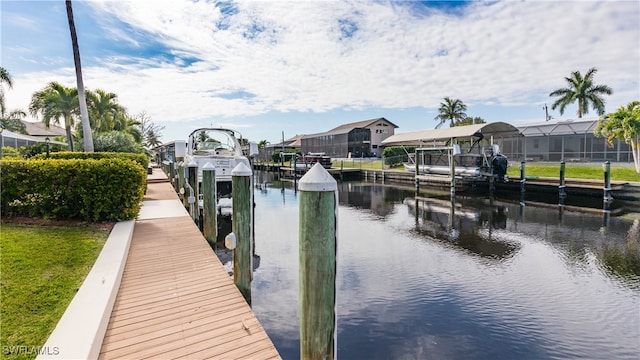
xmin=1 ymin=0 xmax=639 ymax=144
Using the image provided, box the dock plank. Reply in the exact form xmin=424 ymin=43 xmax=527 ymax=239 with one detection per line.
xmin=99 ymin=178 xmax=280 ymax=359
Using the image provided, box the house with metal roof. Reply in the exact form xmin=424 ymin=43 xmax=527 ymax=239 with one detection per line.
xmin=301 ymin=117 xmax=398 ymax=158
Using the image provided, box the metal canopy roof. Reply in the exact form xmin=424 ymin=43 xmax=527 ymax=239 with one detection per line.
xmin=517 ymin=119 xmax=598 ymax=137
xmin=381 ymin=122 xmax=521 ymax=146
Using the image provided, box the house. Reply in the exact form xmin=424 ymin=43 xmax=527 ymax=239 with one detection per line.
xmin=0 ymin=121 xmax=67 ymax=149
xmin=301 ymin=117 xmax=398 ymax=158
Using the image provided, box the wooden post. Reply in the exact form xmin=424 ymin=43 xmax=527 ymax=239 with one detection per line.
xmin=177 ymin=162 xmax=188 ymax=208
xmin=299 ymin=163 xmax=337 ymax=360
xmin=168 ymin=161 xmax=176 ymax=192
xmin=603 ymin=161 xmax=613 ymax=203
xmin=449 ymin=149 xmax=455 ymax=195
xmin=202 ymin=162 xmax=217 ymax=247
xmin=415 ymin=149 xmax=420 ymax=193
xmin=559 ymin=160 xmax=567 ymax=200
xmin=232 ymin=162 xmax=253 ymax=304
xmin=187 ymin=160 xmax=199 ymax=224
xmin=520 ymin=161 xmax=526 ymax=194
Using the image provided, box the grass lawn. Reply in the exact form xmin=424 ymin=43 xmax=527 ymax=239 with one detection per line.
xmin=506 ymin=164 xmax=640 ymax=182
xmin=0 ymin=223 xmax=109 ymax=359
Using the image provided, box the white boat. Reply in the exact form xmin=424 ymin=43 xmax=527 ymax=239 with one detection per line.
xmin=184 ymin=128 xmax=253 ymax=198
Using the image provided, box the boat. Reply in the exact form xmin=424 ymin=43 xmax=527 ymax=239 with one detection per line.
xmin=183 ymin=128 xmax=254 ymax=199
xmin=295 ymin=152 xmax=332 ymax=169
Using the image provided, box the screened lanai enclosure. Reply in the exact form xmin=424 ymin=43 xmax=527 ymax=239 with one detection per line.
xmin=499 ymin=119 xmax=633 ymax=163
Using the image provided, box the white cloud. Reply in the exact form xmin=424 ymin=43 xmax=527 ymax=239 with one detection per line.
xmin=4 ymin=0 xmax=639 ymax=133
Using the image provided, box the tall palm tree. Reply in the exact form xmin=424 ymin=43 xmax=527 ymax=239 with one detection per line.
xmin=549 ymin=67 xmax=613 ymax=118
xmin=29 ymin=82 xmax=79 ymax=150
xmin=0 ymin=109 xmax=27 ymax=134
xmin=66 ymin=0 xmax=93 ymax=151
xmin=434 ymin=97 xmax=467 ymax=128
xmin=595 ymin=101 xmax=640 ymax=173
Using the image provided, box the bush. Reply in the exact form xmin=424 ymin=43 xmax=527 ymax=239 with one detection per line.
xmin=1 ymin=158 xmax=146 ymax=221
xmin=1 ymin=146 xmax=21 ymax=158
xmin=382 ymin=146 xmax=415 ymax=166
xmin=31 ymin=151 xmax=149 ymax=170
xmin=93 ymin=131 xmax=143 ymax=154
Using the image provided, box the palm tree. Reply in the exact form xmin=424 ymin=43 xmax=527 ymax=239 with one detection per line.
xmin=434 ymin=97 xmax=467 ymax=128
xmin=86 ymin=89 xmax=126 ymax=132
xmin=66 ymin=0 xmax=93 ymax=152
xmin=0 ymin=109 xmax=27 ymax=134
xmin=1 ymin=67 xmax=14 ymax=116
xmin=29 ymin=82 xmax=79 ymax=150
xmin=549 ymin=67 xmax=613 ymax=118
xmin=594 ymin=101 xmax=640 ymax=173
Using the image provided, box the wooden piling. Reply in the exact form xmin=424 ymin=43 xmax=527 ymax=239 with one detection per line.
xmin=177 ymin=162 xmax=188 ymax=208
xmin=168 ymin=161 xmax=176 ymax=192
xmin=187 ymin=160 xmax=199 ymax=224
xmin=232 ymin=162 xmax=253 ymax=304
xmin=520 ymin=161 xmax=526 ymax=194
xmin=603 ymin=161 xmax=613 ymax=203
xmin=449 ymin=149 xmax=455 ymax=195
xmin=559 ymin=160 xmax=567 ymax=200
xmin=202 ymin=162 xmax=217 ymax=247
xmin=298 ymin=163 xmax=337 ymax=360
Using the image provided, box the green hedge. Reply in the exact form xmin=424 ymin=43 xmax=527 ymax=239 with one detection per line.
xmin=31 ymin=151 xmax=149 ymax=170
xmin=1 ymin=158 xmax=146 ymax=221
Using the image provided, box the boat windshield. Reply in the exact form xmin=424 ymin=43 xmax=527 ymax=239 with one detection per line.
xmin=192 ymin=130 xmax=237 ymax=155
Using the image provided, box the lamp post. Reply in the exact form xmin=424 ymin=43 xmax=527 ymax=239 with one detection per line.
xmin=45 ymin=137 xmax=50 ymax=158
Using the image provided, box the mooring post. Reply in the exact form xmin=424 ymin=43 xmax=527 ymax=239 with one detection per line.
xmin=559 ymin=160 xmax=566 ymax=200
xmin=603 ymin=161 xmax=613 ymax=203
xmin=168 ymin=161 xmax=176 ymax=192
xmin=177 ymin=162 xmax=187 ymax=207
xmin=520 ymin=161 xmax=526 ymax=194
xmin=187 ymin=160 xmax=199 ymax=224
xmin=202 ymin=162 xmax=217 ymax=247
xmin=299 ymin=163 xmax=337 ymax=360
xmin=449 ymin=149 xmax=456 ymax=195
xmin=232 ymin=162 xmax=253 ymax=304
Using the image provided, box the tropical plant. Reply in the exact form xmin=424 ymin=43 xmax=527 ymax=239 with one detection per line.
xmin=1 ymin=66 xmax=14 ymax=115
xmin=0 ymin=109 xmax=27 ymax=134
xmin=86 ymin=89 xmax=126 ymax=132
xmin=454 ymin=116 xmax=486 ymax=127
xmin=258 ymin=140 xmax=268 ymax=149
xmin=434 ymin=97 xmax=467 ymax=128
xmin=66 ymin=0 xmax=93 ymax=151
xmin=92 ymin=131 xmax=143 ymax=153
xmin=29 ymin=82 xmax=78 ymax=151
xmin=549 ymin=67 xmax=613 ymax=118
xmin=594 ymin=101 xmax=640 ymax=173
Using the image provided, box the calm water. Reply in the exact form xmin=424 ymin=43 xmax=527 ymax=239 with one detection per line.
xmin=243 ymin=175 xmax=640 ymax=359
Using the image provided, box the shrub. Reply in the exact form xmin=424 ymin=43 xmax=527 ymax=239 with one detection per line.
xmin=1 ymin=146 xmax=21 ymax=158
xmin=1 ymin=158 xmax=146 ymax=221
xmin=31 ymin=151 xmax=148 ymax=170
xmin=93 ymin=131 xmax=143 ymax=154
xmin=382 ymin=146 xmax=415 ymax=166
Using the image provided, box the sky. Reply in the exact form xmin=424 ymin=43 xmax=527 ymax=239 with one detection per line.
xmin=1 ymin=0 xmax=639 ymax=144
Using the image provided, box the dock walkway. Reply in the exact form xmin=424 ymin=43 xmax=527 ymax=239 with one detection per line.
xmin=99 ymin=169 xmax=280 ymax=359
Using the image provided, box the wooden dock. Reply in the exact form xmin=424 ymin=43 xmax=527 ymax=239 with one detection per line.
xmin=99 ymin=171 xmax=280 ymax=359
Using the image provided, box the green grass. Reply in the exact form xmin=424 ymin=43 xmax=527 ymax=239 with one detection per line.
xmin=506 ymin=164 xmax=640 ymax=182
xmin=0 ymin=224 xmax=108 ymax=360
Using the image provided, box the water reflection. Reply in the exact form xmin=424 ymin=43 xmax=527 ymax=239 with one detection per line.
xmin=249 ymin=176 xmax=640 ymax=360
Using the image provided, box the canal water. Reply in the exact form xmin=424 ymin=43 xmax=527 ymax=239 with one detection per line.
xmin=242 ymin=175 xmax=639 ymax=359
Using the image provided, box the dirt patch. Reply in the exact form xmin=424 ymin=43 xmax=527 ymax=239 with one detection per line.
xmin=1 ymin=216 xmax=116 ymax=231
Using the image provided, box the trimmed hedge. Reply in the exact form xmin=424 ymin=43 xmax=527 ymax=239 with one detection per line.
xmin=31 ymin=151 xmax=149 ymax=170
xmin=1 ymin=158 xmax=146 ymax=221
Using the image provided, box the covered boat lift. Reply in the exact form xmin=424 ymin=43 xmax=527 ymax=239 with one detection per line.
xmin=381 ymin=122 xmax=522 ymax=193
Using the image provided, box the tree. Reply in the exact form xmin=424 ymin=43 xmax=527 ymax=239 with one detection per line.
xmin=29 ymin=82 xmax=79 ymax=150
xmin=434 ymin=97 xmax=467 ymax=128
xmin=1 ymin=66 xmax=14 ymax=116
xmin=135 ymin=111 xmax=164 ymax=149
xmin=454 ymin=116 xmax=486 ymax=127
xmin=0 ymin=109 xmax=27 ymax=134
xmin=594 ymin=101 xmax=640 ymax=173
xmin=549 ymin=67 xmax=613 ymax=118
xmin=86 ymin=89 xmax=125 ymax=132
xmin=66 ymin=0 xmax=93 ymax=152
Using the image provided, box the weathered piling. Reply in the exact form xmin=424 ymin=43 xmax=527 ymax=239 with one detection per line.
xmin=559 ymin=160 xmax=567 ymax=200
xmin=187 ymin=160 xmax=199 ymax=224
xmin=177 ymin=162 xmax=188 ymax=207
xmin=202 ymin=162 xmax=217 ymax=247
xmin=603 ymin=161 xmax=613 ymax=203
xmin=449 ymin=150 xmax=456 ymax=195
xmin=168 ymin=161 xmax=176 ymax=192
xmin=231 ymin=162 xmax=253 ymax=304
xmin=520 ymin=161 xmax=526 ymax=194
xmin=298 ymin=163 xmax=337 ymax=360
